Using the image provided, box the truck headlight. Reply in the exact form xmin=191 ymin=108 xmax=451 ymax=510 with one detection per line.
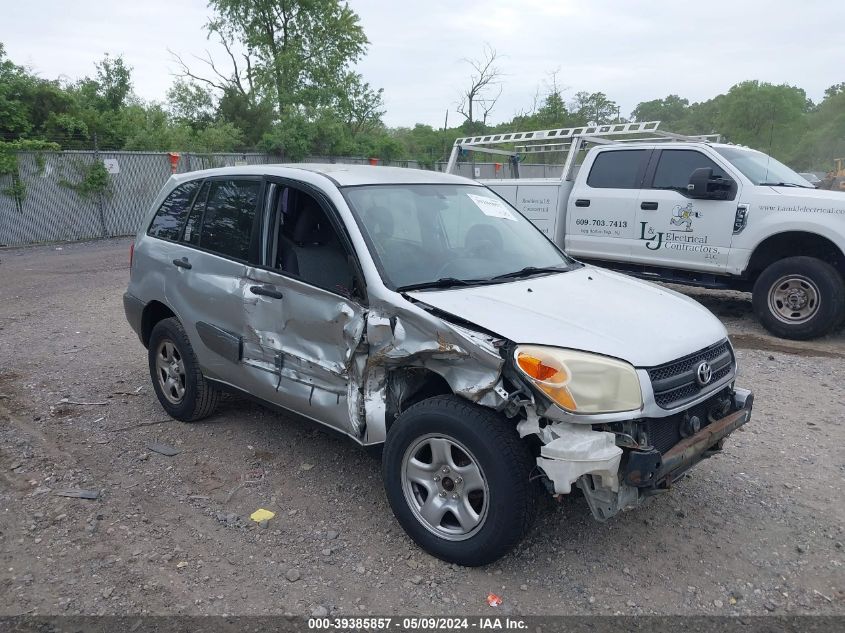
xmin=514 ymin=345 xmax=643 ymax=414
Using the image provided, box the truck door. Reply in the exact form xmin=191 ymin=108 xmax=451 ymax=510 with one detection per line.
xmin=565 ymin=148 xmax=651 ymax=262
xmin=634 ymin=148 xmax=740 ymax=273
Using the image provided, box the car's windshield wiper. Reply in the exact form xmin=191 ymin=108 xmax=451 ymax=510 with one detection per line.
xmin=489 ymin=265 xmax=570 ymax=281
xmin=396 ymin=277 xmax=483 ymax=292
xmin=759 ymin=181 xmax=812 ymax=188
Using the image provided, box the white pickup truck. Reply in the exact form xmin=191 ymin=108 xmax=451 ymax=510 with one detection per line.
xmin=446 ymin=122 xmax=845 ymax=340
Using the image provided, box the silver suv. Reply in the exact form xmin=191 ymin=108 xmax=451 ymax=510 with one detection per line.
xmin=124 ymin=164 xmax=753 ymax=566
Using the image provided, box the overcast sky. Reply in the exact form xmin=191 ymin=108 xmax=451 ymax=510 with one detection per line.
xmin=4 ymin=0 xmax=843 ymax=128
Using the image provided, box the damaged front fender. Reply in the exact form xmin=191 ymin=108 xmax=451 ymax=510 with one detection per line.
xmin=358 ymin=300 xmax=509 ymax=444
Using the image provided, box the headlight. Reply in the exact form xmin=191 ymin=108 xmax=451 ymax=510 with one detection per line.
xmin=514 ymin=345 xmax=642 ymax=414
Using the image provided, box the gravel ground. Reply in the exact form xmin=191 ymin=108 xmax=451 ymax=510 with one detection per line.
xmin=0 ymin=238 xmax=843 ymax=617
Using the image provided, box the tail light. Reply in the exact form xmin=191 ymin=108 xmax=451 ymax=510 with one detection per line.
xmin=129 ymin=241 xmax=135 ymax=269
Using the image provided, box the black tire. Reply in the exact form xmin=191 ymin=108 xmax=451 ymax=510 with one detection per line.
xmin=148 ymin=317 xmax=220 ymax=421
xmin=752 ymin=256 xmax=845 ymax=340
xmin=382 ymin=395 xmax=536 ymax=566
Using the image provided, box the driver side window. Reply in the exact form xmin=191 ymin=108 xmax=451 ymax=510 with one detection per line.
xmin=269 ymin=185 xmax=356 ymax=297
xmin=652 ymin=150 xmax=727 ymax=190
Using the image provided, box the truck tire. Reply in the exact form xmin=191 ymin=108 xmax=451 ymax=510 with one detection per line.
xmin=148 ymin=317 xmax=220 ymax=421
xmin=752 ymin=257 xmax=845 ymax=340
xmin=382 ymin=395 xmax=536 ymax=566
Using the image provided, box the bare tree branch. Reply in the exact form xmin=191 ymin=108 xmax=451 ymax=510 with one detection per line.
xmin=168 ymin=48 xmax=229 ymax=93
xmin=168 ymin=27 xmax=257 ymax=105
xmin=480 ymin=84 xmax=503 ymax=126
xmin=456 ymin=44 xmax=502 ymax=125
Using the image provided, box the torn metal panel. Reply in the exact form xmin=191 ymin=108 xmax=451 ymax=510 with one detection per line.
xmin=365 ymin=304 xmax=506 ymax=401
xmin=237 ymin=267 xmax=367 ymax=437
xmin=359 ymin=302 xmax=509 ymax=444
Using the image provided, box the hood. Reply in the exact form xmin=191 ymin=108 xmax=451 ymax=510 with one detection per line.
xmin=764 ymin=185 xmax=845 ymax=205
xmin=407 ymin=267 xmax=727 ymax=367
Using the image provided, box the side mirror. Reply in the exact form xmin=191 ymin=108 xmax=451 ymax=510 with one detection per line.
xmin=687 ymin=167 xmax=731 ymax=200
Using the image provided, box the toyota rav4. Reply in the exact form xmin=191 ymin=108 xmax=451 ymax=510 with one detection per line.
xmin=124 ymin=164 xmax=753 ymax=566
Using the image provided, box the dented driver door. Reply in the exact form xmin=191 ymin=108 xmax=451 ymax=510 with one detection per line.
xmin=234 ymin=180 xmax=367 ymax=438
xmin=237 ymin=266 xmax=366 ymax=436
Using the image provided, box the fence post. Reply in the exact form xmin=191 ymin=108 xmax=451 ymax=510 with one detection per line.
xmin=93 ymin=133 xmax=108 ymax=237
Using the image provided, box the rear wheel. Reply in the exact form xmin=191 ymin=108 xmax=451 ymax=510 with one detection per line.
xmin=752 ymin=256 xmax=845 ymax=340
xmin=148 ymin=317 xmax=220 ymax=421
xmin=382 ymin=395 xmax=536 ymax=566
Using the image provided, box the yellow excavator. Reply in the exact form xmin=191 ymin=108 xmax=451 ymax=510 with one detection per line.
xmin=819 ymin=158 xmax=845 ymax=191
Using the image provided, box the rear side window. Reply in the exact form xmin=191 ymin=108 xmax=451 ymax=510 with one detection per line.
xmin=652 ymin=150 xmax=727 ymax=190
xmin=147 ymin=180 xmax=201 ymax=240
xmin=182 ymin=181 xmax=210 ymax=246
xmin=198 ymin=179 xmax=261 ymax=261
xmin=586 ymin=150 xmax=647 ymax=189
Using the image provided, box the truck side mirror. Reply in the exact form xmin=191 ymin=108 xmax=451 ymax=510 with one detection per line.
xmin=687 ymin=167 xmax=731 ymax=200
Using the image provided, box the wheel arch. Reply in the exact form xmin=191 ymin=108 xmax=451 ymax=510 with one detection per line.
xmin=745 ymin=231 xmax=845 ymax=281
xmin=141 ymin=300 xmax=177 ymax=348
xmin=384 ymin=367 xmax=454 ymax=435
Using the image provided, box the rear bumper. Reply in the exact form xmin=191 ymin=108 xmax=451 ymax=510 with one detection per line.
xmin=123 ymin=292 xmax=145 ymax=342
xmin=624 ymin=388 xmax=753 ymax=489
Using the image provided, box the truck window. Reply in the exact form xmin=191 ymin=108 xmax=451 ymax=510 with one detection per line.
xmin=652 ymin=149 xmax=727 ymax=190
xmin=147 ymin=180 xmax=201 ymax=241
xmin=586 ymin=150 xmax=647 ymax=189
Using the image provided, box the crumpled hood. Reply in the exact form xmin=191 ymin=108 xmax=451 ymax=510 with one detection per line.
xmin=407 ymin=266 xmax=727 ymax=367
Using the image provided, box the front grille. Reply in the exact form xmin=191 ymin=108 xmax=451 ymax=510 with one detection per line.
xmin=647 ymin=340 xmax=734 ymax=409
xmin=643 ymin=388 xmax=732 ymax=454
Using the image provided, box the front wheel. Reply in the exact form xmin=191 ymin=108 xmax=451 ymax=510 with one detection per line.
xmin=752 ymin=256 xmax=845 ymax=340
xmin=382 ymin=395 xmax=536 ymax=566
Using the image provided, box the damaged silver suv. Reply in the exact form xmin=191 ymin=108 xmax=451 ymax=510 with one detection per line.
xmin=124 ymin=165 xmax=753 ymax=566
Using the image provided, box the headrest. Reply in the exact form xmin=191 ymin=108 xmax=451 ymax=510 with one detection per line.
xmin=465 ymin=223 xmax=503 ymax=251
xmin=366 ymin=205 xmax=394 ymax=238
xmin=292 ymin=198 xmax=332 ymax=244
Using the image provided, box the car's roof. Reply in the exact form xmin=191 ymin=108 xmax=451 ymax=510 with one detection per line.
xmin=171 ymin=163 xmax=478 ymax=187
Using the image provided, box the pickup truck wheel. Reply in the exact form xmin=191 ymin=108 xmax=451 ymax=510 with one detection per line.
xmin=382 ymin=395 xmax=536 ymax=566
xmin=752 ymin=256 xmax=845 ymax=340
xmin=148 ymin=317 xmax=220 ymax=421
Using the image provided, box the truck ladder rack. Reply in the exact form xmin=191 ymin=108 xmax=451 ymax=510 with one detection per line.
xmin=445 ymin=121 xmax=721 ymax=179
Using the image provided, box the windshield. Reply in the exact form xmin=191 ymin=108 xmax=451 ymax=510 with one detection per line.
xmin=714 ymin=146 xmax=813 ymax=187
xmin=343 ymin=184 xmax=574 ymax=290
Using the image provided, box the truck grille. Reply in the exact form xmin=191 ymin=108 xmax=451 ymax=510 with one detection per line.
xmin=646 ymin=340 xmax=734 ymax=409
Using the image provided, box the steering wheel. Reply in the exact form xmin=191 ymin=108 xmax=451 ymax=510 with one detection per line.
xmin=434 ymin=259 xmax=467 ymax=280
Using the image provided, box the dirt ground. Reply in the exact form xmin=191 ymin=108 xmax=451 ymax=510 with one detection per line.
xmin=0 ymin=238 xmax=843 ymax=617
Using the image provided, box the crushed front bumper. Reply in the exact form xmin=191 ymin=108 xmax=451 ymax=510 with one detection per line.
xmin=624 ymin=388 xmax=753 ymax=491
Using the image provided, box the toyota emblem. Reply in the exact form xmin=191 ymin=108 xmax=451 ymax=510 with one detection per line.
xmin=696 ymin=361 xmax=713 ymax=386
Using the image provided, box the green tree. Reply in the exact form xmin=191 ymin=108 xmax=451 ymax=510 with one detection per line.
xmin=207 ymin=0 xmax=369 ymax=118
xmin=570 ymin=91 xmax=619 ymax=124
xmin=631 ymin=94 xmax=689 ymax=126
xmin=712 ymin=81 xmax=810 ymax=158
xmin=790 ymin=86 xmax=845 ymax=170
xmin=167 ymin=79 xmax=216 ymax=129
xmin=94 ymin=54 xmax=132 ymax=111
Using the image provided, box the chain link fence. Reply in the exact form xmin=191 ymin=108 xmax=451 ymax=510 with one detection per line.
xmin=0 ymin=151 xmax=563 ymax=246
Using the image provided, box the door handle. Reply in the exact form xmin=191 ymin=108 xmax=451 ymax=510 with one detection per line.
xmin=575 ymin=199 xmax=591 ymax=207
xmin=250 ymin=285 xmax=284 ymax=300
xmin=172 ymin=257 xmax=192 ymax=269
xmin=640 ymin=201 xmax=659 ymax=211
